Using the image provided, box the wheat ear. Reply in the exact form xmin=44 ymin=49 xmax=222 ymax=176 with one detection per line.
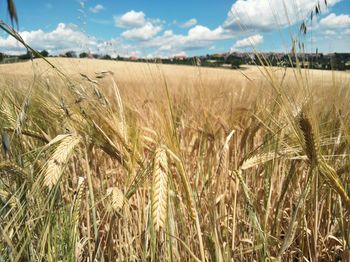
xmin=107 ymin=187 xmax=125 ymax=211
xmin=151 ymin=145 xmax=169 ymax=231
xmin=43 ymin=134 xmax=81 ymax=189
xmin=298 ymin=112 xmax=319 ymax=166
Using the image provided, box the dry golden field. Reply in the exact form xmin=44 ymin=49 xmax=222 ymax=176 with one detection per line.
xmin=0 ymin=58 xmax=350 ymax=261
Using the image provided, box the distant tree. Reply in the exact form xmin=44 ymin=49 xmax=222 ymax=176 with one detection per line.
xmin=19 ymin=51 xmax=32 ymax=60
xmin=226 ymin=55 xmax=243 ymax=69
xmin=102 ymin=54 xmax=111 ymax=60
xmin=40 ymin=50 xmax=49 ymax=57
xmin=65 ymin=51 xmax=77 ymax=58
xmin=0 ymin=52 xmax=3 ymax=62
xmin=79 ymin=52 xmax=88 ymax=58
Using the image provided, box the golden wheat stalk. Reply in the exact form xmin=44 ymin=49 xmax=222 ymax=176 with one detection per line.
xmin=0 ymin=161 xmax=27 ymax=179
xmin=111 ymin=78 xmax=127 ymax=141
xmin=43 ymin=134 xmax=81 ymax=189
xmin=3 ymin=127 xmax=49 ymax=143
xmin=318 ymin=160 xmax=350 ymax=209
xmin=216 ymin=130 xmax=235 ymax=176
xmin=213 ymin=130 xmax=235 ymax=195
xmin=70 ymin=176 xmax=85 ymax=258
xmin=0 ymin=188 xmax=17 ymax=208
xmin=72 ymin=176 xmax=85 ymax=224
xmin=151 ymin=145 xmax=169 ymax=231
xmin=298 ymin=112 xmax=350 ymax=209
xmin=166 ymin=147 xmax=196 ymax=220
xmin=107 ymin=187 xmax=124 ymax=211
xmin=298 ymin=112 xmax=319 ymax=166
xmin=278 ymin=169 xmax=313 ymax=258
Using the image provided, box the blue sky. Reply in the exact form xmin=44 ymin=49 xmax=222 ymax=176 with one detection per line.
xmin=0 ymin=0 xmax=349 ymax=57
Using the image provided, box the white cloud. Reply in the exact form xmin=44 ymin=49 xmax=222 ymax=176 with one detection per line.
xmin=174 ymin=51 xmax=187 ymax=57
xmin=152 ymin=26 xmax=229 ymax=48
xmin=163 ymin=30 xmax=173 ymax=37
xmin=345 ymin=29 xmax=350 ymax=35
xmin=232 ymin=34 xmax=263 ymax=49
xmin=0 ymin=23 xmax=137 ymax=57
xmin=310 ymin=36 xmax=318 ymax=43
xmin=323 ymin=30 xmax=336 ymax=35
xmin=224 ymin=0 xmax=341 ymax=31
xmin=121 ymin=23 xmax=162 ymax=40
xmin=159 ymin=44 xmax=172 ymax=51
xmin=116 ymin=10 xmax=165 ymax=41
xmin=114 ymin=10 xmax=146 ymax=28
xmin=180 ymin=18 xmax=197 ymax=28
xmin=89 ymin=4 xmax=104 ymax=13
xmin=319 ymin=13 xmax=350 ymax=28
xmin=140 ymin=25 xmax=233 ymax=57
xmin=0 ymin=23 xmax=96 ymax=54
xmin=113 ymin=10 xmax=233 ymax=54
xmin=187 ymin=25 xmax=228 ymax=41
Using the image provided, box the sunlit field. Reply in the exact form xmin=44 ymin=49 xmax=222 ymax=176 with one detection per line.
xmin=0 ymin=56 xmax=350 ymax=261
xmin=0 ymin=0 xmax=350 ymax=260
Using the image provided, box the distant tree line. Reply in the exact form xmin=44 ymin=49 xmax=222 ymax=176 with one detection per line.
xmin=1 ymin=49 xmax=349 ymax=71
xmin=253 ymin=53 xmax=350 ymax=71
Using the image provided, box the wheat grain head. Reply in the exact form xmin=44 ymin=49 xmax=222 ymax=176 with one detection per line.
xmin=151 ymin=145 xmax=169 ymax=231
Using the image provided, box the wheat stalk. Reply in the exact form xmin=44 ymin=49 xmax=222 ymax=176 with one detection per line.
xmin=0 ymin=188 xmax=17 ymax=208
xmin=166 ymin=147 xmax=196 ymax=220
xmin=72 ymin=177 xmax=85 ymax=224
xmin=318 ymin=160 xmax=350 ymax=209
xmin=216 ymin=130 xmax=235 ymax=176
xmin=6 ymin=0 xmax=18 ymax=25
xmin=107 ymin=187 xmax=124 ymax=211
xmin=298 ymin=111 xmax=319 ymax=166
xmin=151 ymin=145 xmax=169 ymax=231
xmin=0 ymin=161 xmax=27 ymax=179
xmin=70 ymin=176 xmax=85 ymax=260
xmin=43 ymin=134 xmax=81 ymax=189
xmin=298 ymin=112 xmax=350 ymax=209
xmin=3 ymin=127 xmax=49 ymax=143
xmin=111 ymin=78 xmax=127 ymax=141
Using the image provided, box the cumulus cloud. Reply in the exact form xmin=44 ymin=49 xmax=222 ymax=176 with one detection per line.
xmin=323 ymin=30 xmax=336 ymax=35
xmin=174 ymin=51 xmax=187 ymax=57
xmin=140 ymin=25 xmax=233 ymax=57
xmin=187 ymin=25 xmax=228 ymax=41
xmin=121 ymin=23 xmax=162 ymax=40
xmin=89 ymin=4 xmax=104 ymax=13
xmin=224 ymin=0 xmax=341 ymax=32
xmin=154 ymin=26 xmax=228 ymax=48
xmin=0 ymin=23 xmax=137 ymax=57
xmin=115 ymin=10 xmax=165 ymax=41
xmin=0 ymin=16 xmax=234 ymax=58
xmin=319 ymin=13 xmax=350 ymax=28
xmin=0 ymin=23 xmax=97 ymax=55
xmin=232 ymin=34 xmax=263 ymax=49
xmin=114 ymin=10 xmax=146 ymax=28
xmin=180 ymin=18 xmax=197 ymax=28
xmin=163 ymin=30 xmax=174 ymax=37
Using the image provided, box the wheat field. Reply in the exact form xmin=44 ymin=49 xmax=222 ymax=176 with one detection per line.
xmin=0 ymin=57 xmax=350 ymax=261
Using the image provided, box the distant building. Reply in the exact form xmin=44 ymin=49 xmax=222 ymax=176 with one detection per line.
xmin=129 ymin=56 xmax=139 ymax=61
xmin=174 ymin=55 xmax=186 ymax=61
xmin=212 ymin=53 xmax=226 ymax=58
